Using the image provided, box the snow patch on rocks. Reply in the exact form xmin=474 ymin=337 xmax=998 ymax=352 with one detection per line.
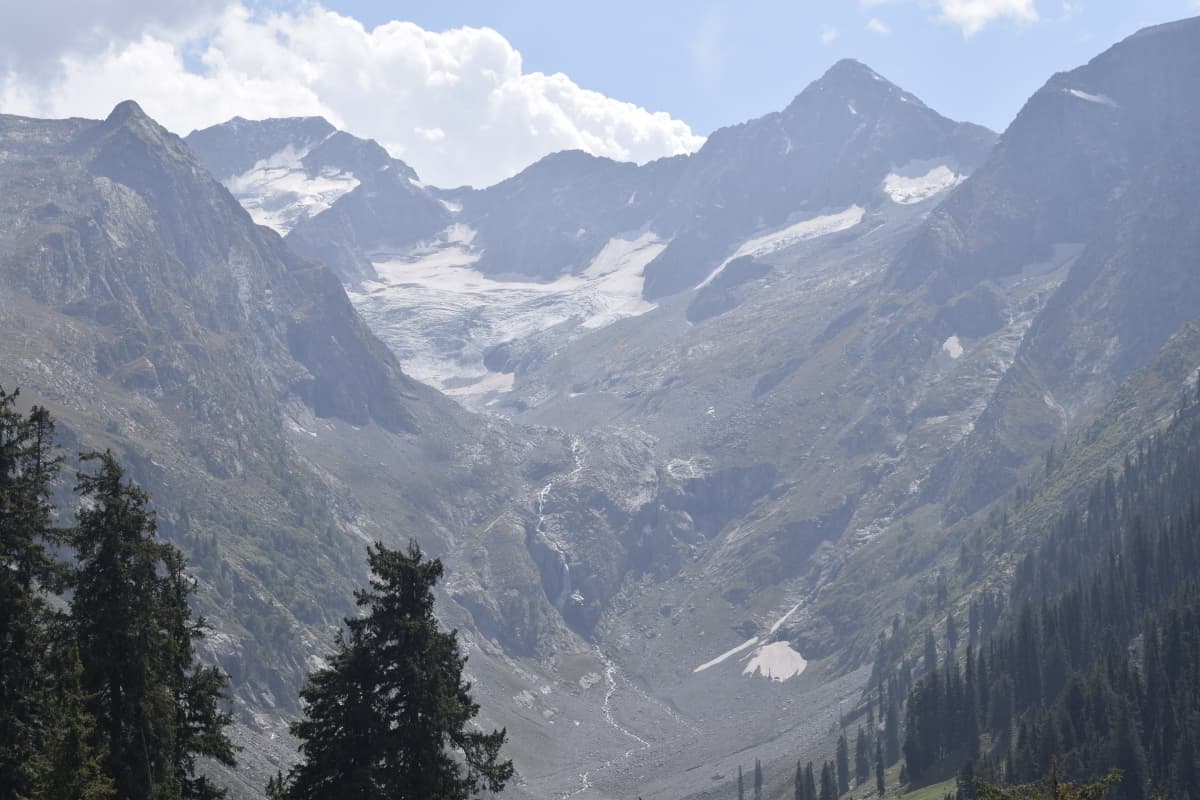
xmin=741 ymin=641 xmax=808 ymax=682
xmin=883 ymin=163 xmax=964 ymax=205
xmin=225 ymin=145 xmax=359 ymax=234
xmin=347 ymin=231 xmax=666 ymax=404
xmin=1065 ymin=88 xmax=1118 ymax=108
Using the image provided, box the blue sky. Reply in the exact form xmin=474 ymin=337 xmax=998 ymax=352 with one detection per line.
xmin=2 ymin=0 xmax=1196 ymax=187
xmin=321 ymin=0 xmax=1194 ymax=134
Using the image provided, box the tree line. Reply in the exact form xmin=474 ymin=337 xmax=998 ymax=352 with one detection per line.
xmin=902 ymin=390 xmax=1200 ymax=799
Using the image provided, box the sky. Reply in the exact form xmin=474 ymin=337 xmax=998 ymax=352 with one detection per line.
xmin=0 ymin=1 xmax=1195 ymax=188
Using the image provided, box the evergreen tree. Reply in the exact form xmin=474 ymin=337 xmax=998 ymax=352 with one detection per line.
xmin=876 ymin=740 xmax=885 ymax=797
xmin=739 ymin=765 xmax=745 ymax=800
xmin=755 ymin=758 xmax=764 ymax=800
xmin=856 ymin=726 xmax=871 ymax=786
xmin=885 ymin=697 xmax=901 ymax=766
xmin=0 ymin=389 xmax=64 ymax=800
xmin=805 ymin=762 xmax=818 ymax=800
xmin=796 ymin=760 xmax=805 ymax=800
xmin=837 ymin=732 xmax=851 ymax=795
xmin=925 ymin=630 xmax=938 ymax=676
xmin=819 ymin=761 xmax=837 ymax=800
xmin=72 ymin=451 xmax=234 ymax=800
xmin=279 ymin=541 xmax=512 ymax=800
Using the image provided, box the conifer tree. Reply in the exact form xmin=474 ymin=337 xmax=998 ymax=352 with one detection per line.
xmin=837 ymin=732 xmax=851 ymax=795
xmin=278 ymin=541 xmax=512 ymax=800
xmin=805 ymin=762 xmax=818 ymax=800
xmin=885 ymin=697 xmax=901 ymax=765
xmin=876 ymin=739 xmax=885 ymax=797
xmin=755 ymin=758 xmax=764 ymax=800
xmin=819 ymin=761 xmax=837 ymax=800
xmin=856 ymin=726 xmax=871 ymax=786
xmin=72 ymin=451 xmax=234 ymax=800
xmin=739 ymin=765 xmax=745 ymax=800
xmin=0 ymin=389 xmax=64 ymax=800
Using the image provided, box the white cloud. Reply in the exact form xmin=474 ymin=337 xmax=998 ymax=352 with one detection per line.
xmin=820 ymin=26 xmax=841 ymax=44
xmin=866 ymin=17 xmax=892 ymax=34
xmin=936 ymin=0 xmax=1040 ymax=36
xmin=0 ymin=4 xmax=703 ymax=188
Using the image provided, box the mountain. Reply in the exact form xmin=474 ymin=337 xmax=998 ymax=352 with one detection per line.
xmin=7 ymin=17 xmax=1200 ymax=800
xmin=640 ymin=58 xmax=995 ymax=299
xmin=0 ymin=100 xmax=663 ymax=799
xmin=186 ymin=116 xmax=450 ymax=283
xmin=189 ymin=61 xmax=995 ymax=407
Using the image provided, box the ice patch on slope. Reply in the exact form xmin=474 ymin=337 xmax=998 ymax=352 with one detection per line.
xmin=693 ymin=602 xmax=803 ymax=676
xmin=225 ymin=144 xmax=359 ymax=234
xmin=348 ymin=231 xmax=666 ymax=403
xmin=883 ymin=163 xmax=964 ymax=205
xmin=942 ymin=335 xmax=963 ymax=359
xmin=1065 ymin=88 xmax=1118 ymax=108
xmin=741 ymin=641 xmax=807 ymax=682
xmin=697 ymin=206 xmax=864 ymax=290
xmin=731 ymin=206 xmax=864 ymax=261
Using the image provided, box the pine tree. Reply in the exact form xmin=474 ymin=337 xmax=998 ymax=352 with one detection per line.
xmin=805 ymin=762 xmax=818 ymax=800
xmin=856 ymin=726 xmax=871 ymax=786
xmin=72 ymin=451 xmax=234 ymax=800
xmin=876 ymin=739 xmax=885 ymax=797
xmin=755 ymin=758 xmax=764 ymax=800
xmin=925 ymin=630 xmax=939 ymax=676
xmin=0 ymin=390 xmax=64 ymax=800
xmin=739 ymin=765 xmax=745 ymax=800
xmin=819 ymin=761 xmax=837 ymax=800
xmin=279 ymin=541 xmax=512 ymax=800
xmin=885 ymin=697 xmax=901 ymax=765
xmin=795 ymin=760 xmax=805 ymax=800
xmin=837 ymin=732 xmax=851 ymax=795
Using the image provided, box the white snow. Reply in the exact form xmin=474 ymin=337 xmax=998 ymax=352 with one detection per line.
xmin=224 ymin=144 xmax=359 ymax=234
xmin=741 ymin=641 xmax=808 ymax=682
xmin=730 ymin=206 xmax=864 ymax=261
xmin=1066 ymin=88 xmax=1118 ymax=108
xmin=942 ymin=335 xmax=963 ymax=359
xmin=847 ymin=102 xmax=858 ymax=115
xmin=696 ymin=206 xmax=864 ymax=290
xmin=692 ymin=602 xmax=804 ymax=676
xmin=693 ymin=637 xmax=759 ymax=673
xmin=883 ymin=163 xmax=964 ymax=205
xmin=348 ymin=231 xmax=666 ymax=403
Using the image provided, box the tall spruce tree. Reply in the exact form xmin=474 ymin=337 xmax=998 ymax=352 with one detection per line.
xmin=739 ymin=765 xmax=745 ymax=800
xmin=72 ymin=451 xmax=234 ymax=800
xmin=885 ymin=697 xmax=901 ymax=765
xmin=856 ymin=726 xmax=871 ymax=786
xmin=876 ymin=739 xmax=885 ymax=797
xmin=279 ymin=541 xmax=512 ymax=800
xmin=819 ymin=761 xmax=837 ymax=800
xmin=837 ymin=732 xmax=850 ymax=795
xmin=805 ymin=762 xmax=818 ymax=800
xmin=754 ymin=758 xmax=764 ymax=800
xmin=0 ymin=389 xmax=64 ymax=800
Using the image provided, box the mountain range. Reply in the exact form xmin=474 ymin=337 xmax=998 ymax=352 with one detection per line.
xmin=2 ymin=15 xmax=1200 ymax=800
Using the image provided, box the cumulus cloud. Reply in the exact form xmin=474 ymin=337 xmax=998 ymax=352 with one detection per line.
xmin=0 ymin=0 xmax=225 ymax=79
xmin=936 ymin=0 xmax=1040 ymax=36
xmin=866 ymin=18 xmax=892 ymax=34
xmin=0 ymin=3 xmax=703 ymax=188
xmin=819 ymin=26 xmax=841 ymax=44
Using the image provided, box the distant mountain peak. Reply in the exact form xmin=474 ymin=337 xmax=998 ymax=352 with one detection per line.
xmin=105 ymin=99 xmax=150 ymax=124
xmin=790 ymin=59 xmax=926 ymax=114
